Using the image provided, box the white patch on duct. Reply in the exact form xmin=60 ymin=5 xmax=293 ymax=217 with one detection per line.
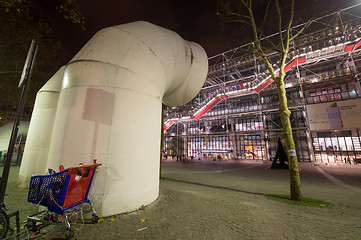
xmin=18 ymin=21 xmax=208 ymax=217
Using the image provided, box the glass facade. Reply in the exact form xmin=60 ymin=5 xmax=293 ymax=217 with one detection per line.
xmin=312 ymin=130 xmax=361 ymax=163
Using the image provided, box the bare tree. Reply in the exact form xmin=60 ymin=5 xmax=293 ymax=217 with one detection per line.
xmin=228 ymin=0 xmax=310 ymax=200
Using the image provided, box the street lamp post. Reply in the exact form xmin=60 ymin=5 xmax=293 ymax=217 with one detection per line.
xmin=0 ymin=40 xmax=38 ymax=212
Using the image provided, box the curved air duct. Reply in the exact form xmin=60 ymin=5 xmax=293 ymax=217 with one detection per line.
xmin=20 ymin=21 xmax=208 ymax=217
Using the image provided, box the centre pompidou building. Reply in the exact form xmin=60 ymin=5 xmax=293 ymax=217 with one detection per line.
xmin=163 ymin=4 xmax=361 ymax=164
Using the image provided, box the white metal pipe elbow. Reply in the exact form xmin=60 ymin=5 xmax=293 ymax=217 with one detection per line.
xmin=67 ymin=21 xmax=208 ymax=106
xmin=42 ymin=21 xmax=207 ymax=216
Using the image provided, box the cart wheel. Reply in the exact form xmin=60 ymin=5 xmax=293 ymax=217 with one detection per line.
xmin=26 ymin=220 xmax=38 ymax=232
xmin=0 ymin=210 xmax=9 ymax=239
xmin=65 ymin=229 xmax=74 ymax=239
xmin=91 ymin=215 xmax=99 ymax=224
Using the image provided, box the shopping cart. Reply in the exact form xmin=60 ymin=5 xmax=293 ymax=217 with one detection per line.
xmin=26 ymin=160 xmax=102 ymax=239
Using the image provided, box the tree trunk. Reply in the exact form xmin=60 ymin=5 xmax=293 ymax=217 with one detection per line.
xmin=275 ymin=76 xmax=302 ymax=201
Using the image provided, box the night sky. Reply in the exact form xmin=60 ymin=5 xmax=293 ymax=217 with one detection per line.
xmin=57 ymin=0 xmax=358 ymax=64
xmin=57 ymin=0 xmax=229 ymax=63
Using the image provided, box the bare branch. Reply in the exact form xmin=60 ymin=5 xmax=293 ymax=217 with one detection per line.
xmin=261 ymin=0 xmax=272 ymax=31
xmin=228 ymin=12 xmax=251 ymax=19
xmin=259 ymin=34 xmax=283 ymax=53
xmin=242 ymin=0 xmax=278 ymax=78
xmin=284 ymin=0 xmax=295 ymax=53
xmin=229 ymin=19 xmax=253 ymax=27
xmin=256 ymin=25 xmax=282 ymax=53
xmin=262 ymin=43 xmax=283 ymax=53
xmin=290 ymin=20 xmax=313 ymax=42
xmin=241 ymin=0 xmax=250 ymax=8
xmin=275 ymin=0 xmax=284 ymax=52
xmin=286 ymin=0 xmax=294 ymax=34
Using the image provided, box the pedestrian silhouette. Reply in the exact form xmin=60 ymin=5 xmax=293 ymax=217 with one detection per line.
xmin=271 ymin=137 xmax=289 ymax=169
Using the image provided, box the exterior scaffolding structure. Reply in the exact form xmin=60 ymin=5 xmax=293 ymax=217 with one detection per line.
xmin=164 ymin=3 xmax=361 ymax=164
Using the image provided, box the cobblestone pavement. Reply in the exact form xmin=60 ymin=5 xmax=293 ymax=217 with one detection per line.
xmin=3 ymin=160 xmax=361 ymax=239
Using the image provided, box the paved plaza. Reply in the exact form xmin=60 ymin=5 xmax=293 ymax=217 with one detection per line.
xmin=3 ymin=159 xmax=361 ymax=239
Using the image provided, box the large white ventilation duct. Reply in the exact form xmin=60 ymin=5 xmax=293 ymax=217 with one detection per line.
xmin=19 ymin=21 xmax=208 ymax=217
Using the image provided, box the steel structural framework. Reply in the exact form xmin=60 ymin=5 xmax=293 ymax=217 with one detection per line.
xmin=163 ymin=4 xmax=361 ymax=163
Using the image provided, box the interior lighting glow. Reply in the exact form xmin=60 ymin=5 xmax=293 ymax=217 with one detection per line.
xmin=285 ymin=82 xmax=293 ymax=88
xmin=310 ymin=77 xmax=318 ymax=83
xmin=181 ymin=116 xmax=190 ymax=120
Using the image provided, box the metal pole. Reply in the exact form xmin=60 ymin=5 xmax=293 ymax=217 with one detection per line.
xmin=160 ymin=104 xmax=164 ymax=178
xmin=0 ymin=42 xmax=37 ymax=210
xmin=177 ymin=123 xmax=179 ymax=160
